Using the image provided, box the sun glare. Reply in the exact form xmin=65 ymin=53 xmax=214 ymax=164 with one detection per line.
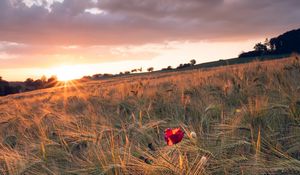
xmin=51 ymin=65 xmax=83 ymax=81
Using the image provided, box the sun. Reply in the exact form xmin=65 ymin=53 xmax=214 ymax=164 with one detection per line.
xmin=51 ymin=65 xmax=83 ymax=81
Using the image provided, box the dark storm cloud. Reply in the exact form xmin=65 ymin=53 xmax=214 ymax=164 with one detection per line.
xmin=0 ymin=0 xmax=299 ymax=46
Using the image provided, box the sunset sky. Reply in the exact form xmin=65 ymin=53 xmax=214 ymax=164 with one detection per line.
xmin=0 ymin=0 xmax=299 ymax=81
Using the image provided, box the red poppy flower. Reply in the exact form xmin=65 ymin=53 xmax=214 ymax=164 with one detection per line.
xmin=164 ymin=128 xmax=184 ymax=146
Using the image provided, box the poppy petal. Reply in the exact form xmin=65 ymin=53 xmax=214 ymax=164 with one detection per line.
xmin=164 ymin=128 xmax=184 ymax=145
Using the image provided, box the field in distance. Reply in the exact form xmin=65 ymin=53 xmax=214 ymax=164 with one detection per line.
xmin=0 ymin=55 xmax=299 ymax=174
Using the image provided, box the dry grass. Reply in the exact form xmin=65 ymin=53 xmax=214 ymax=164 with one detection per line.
xmin=0 ymin=56 xmax=300 ymax=174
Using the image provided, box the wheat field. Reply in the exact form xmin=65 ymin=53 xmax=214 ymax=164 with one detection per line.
xmin=0 ymin=56 xmax=300 ymax=175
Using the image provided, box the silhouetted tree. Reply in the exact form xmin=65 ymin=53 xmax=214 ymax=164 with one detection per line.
xmin=254 ymin=42 xmax=267 ymax=52
xmin=161 ymin=66 xmax=173 ymax=71
xmin=25 ymin=78 xmax=34 ymax=87
xmin=270 ymin=28 xmax=300 ymax=54
xmin=92 ymin=74 xmax=103 ymax=79
xmin=167 ymin=66 xmax=172 ymax=70
xmin=0 ymin=77 xmax=21 ymax=96
xmin=81 ymin=76 xmax=92 ymax=80
xmin=147 ymin=67 xmax=154 ymax=72
xmin=41 ymin=75 xmax=47 ymax=84
xmin=33 ymin=79 xmax=43 ymax=89
xmin=103 ymin=73 xmax=113 ymax=78
xmin=46 ymin=75 xmax=58 ymax=87
xmin=176 ymin=63 xmax=191 ymax=69
xmin=0 ymin=77 xmax=9 ymax=96
xmin=131 ymin=69 xmax=137 ymax=73
xmin=190 ymin=59 xmax=196 ymax=65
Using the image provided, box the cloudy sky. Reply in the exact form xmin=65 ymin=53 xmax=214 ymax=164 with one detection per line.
xmin=0 ymin=0 xmax=299 ymax=81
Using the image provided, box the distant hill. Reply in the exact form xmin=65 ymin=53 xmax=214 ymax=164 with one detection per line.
xmin=169 ymin=54 xmax=293 ymax=72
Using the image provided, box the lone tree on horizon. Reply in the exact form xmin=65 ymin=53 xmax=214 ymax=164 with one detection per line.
xmin=190 ymin=59 xmax=196 ymax=65
xmin=147 ymin=67 xmax=154 ymax=72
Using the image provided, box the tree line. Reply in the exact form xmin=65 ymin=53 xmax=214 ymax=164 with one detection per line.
xmin=239 ymin=28 xmax=300 ymax=58
xmin=88 ymin=59 xmax=197 ymax=80
xmin=0 ymin=75 xmax=58 ymax=96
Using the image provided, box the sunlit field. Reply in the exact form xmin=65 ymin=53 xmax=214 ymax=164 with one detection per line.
xmin=0 ymin=55 xmax=299 ymax=174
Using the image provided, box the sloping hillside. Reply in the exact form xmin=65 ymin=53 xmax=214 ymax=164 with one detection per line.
xmin=0 ymin=55 xmax=300 ymax=174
